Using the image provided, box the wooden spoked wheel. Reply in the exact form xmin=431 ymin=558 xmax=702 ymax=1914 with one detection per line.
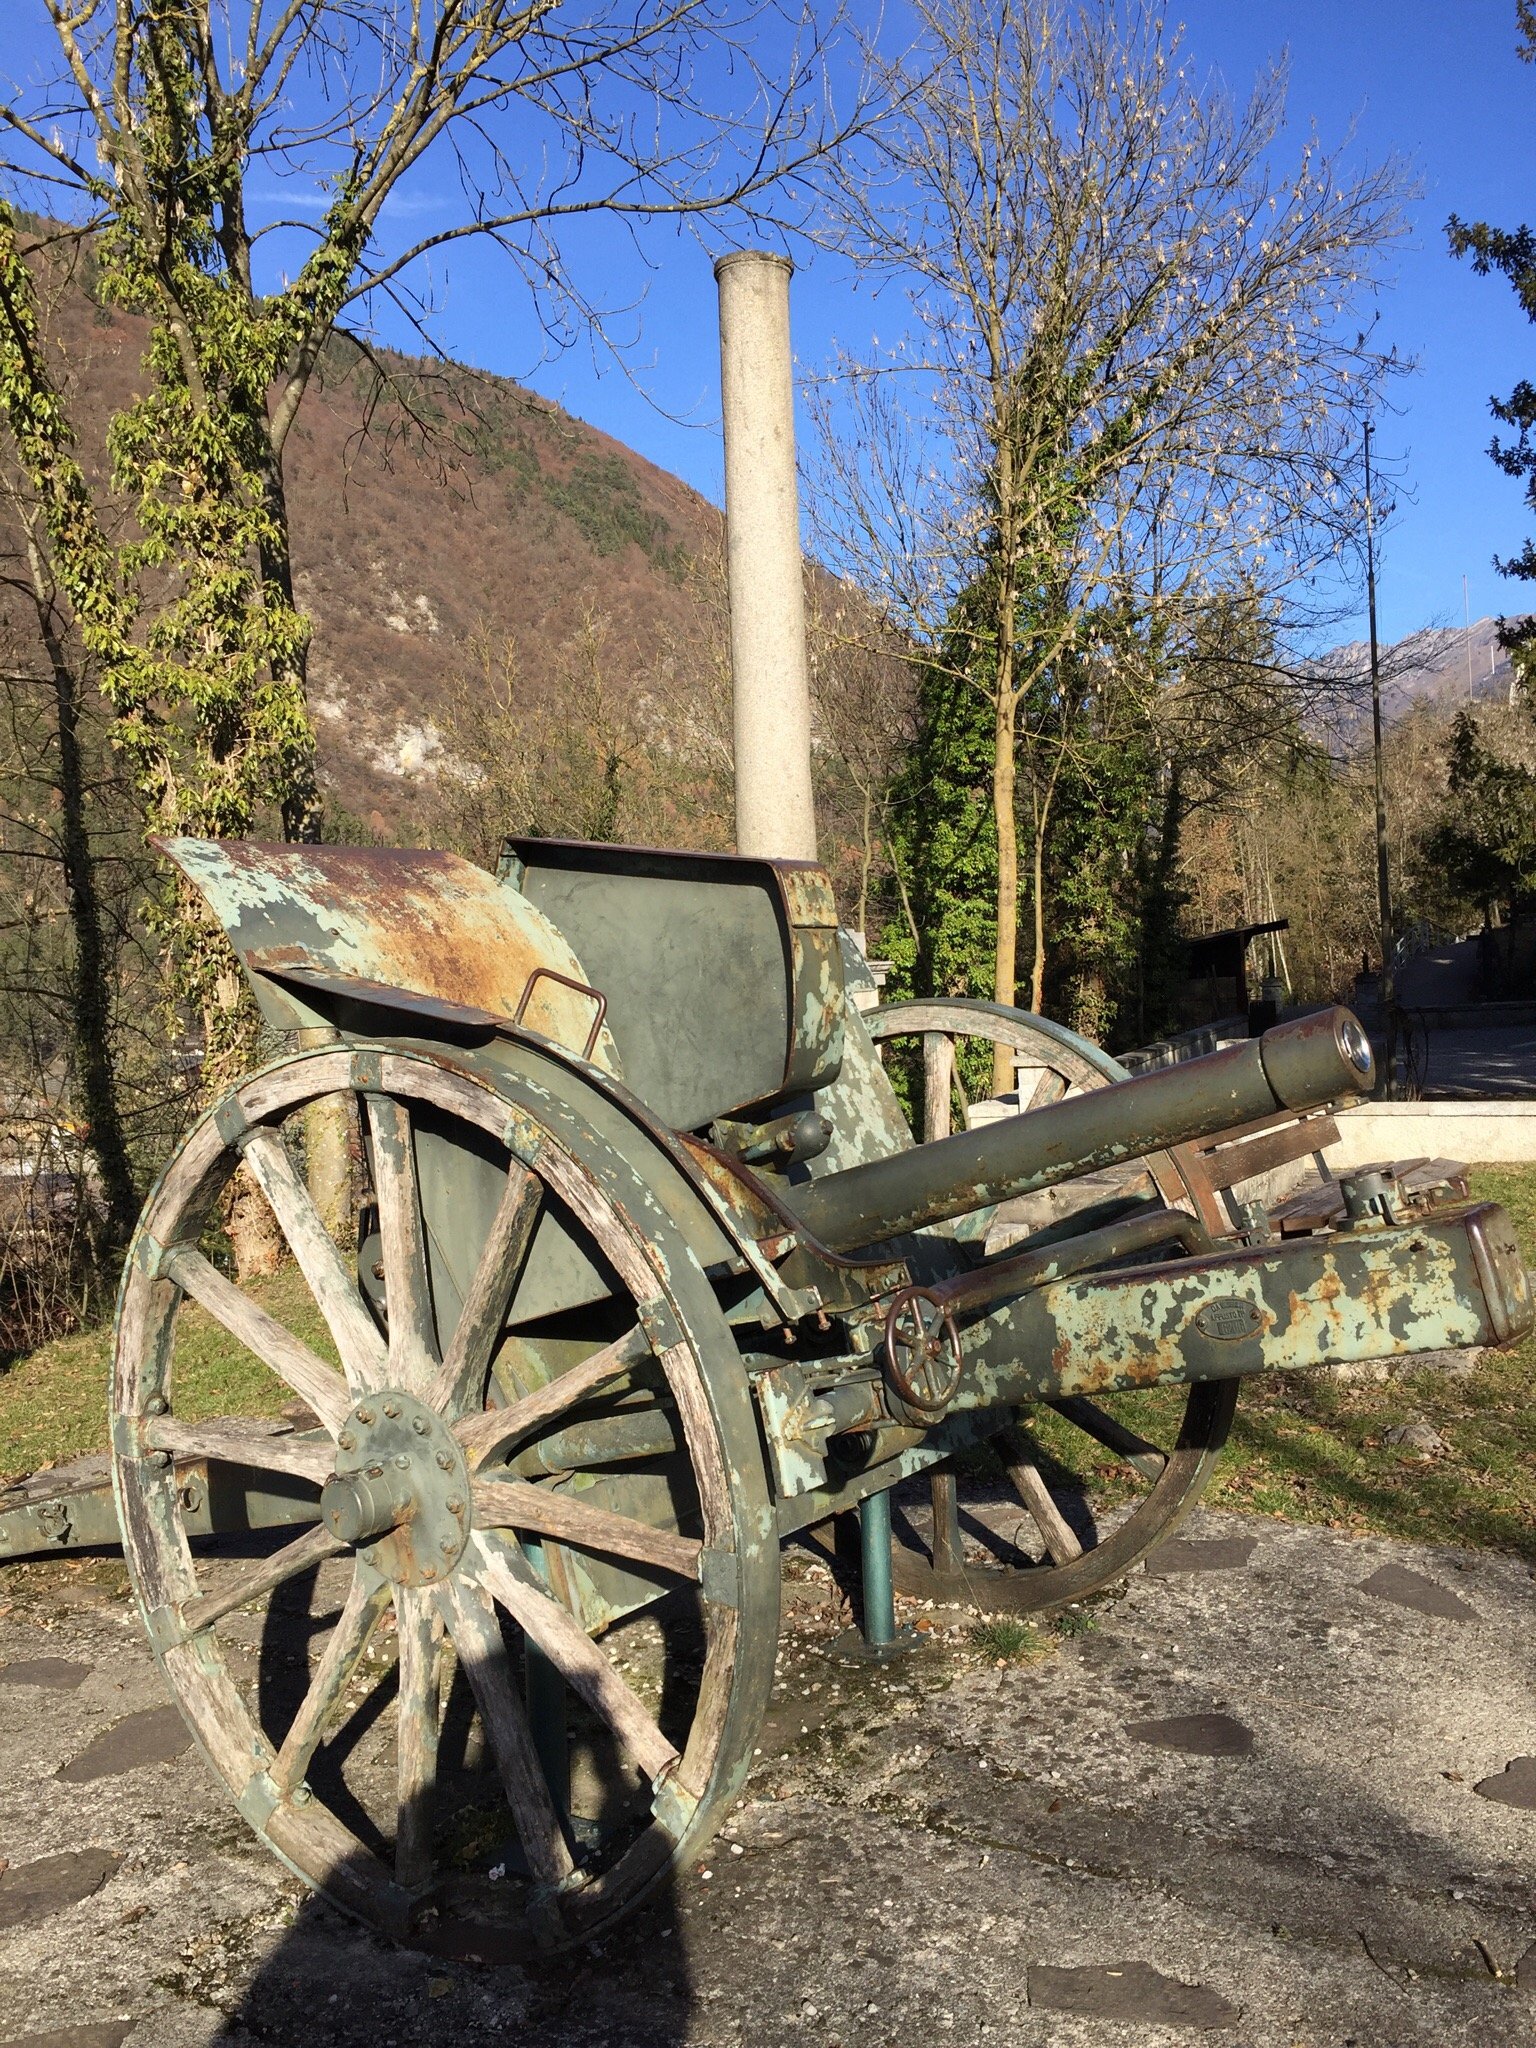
xmin=864 ymin=999 xmax=1237 ymax=1611
xmin=112 ymin=1045 xmax=775 ymax=1955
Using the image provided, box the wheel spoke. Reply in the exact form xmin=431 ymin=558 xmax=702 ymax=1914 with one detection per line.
xmin=454 ymin=1323 xmax=652 ymax=1468
xmin=366 ymin=1095 xmax=438 ymax=1399
xmin=143 ymin=1416 xmax=334 ymax=1484
xmin=1025 ymin=1068 xmax=1068 ymax=1110
xmin=270 ymin=1566 xmax=391 ymax=1795
xmin=437 ymin=1576 xmax=573 ymax=1888
xmin=173 ymin=1522 xmax=347 ymax=1643
xmin=429 ymin=1163 xmax=542 ymax=1416
xmin=470 ymin=1476 xmax=701 ymax=1580
xmin=998 ymin=1424 xmax=1083 ymax=1565
xmin=160 ymin=1245 xmax=351 ymax=1434
xmin=1047 ymin=1396 xmax=1169 ymax=1483
xmin=473 ymin=1533 xmax=678 ymax=1782
xmin=394 ymin=1583 xmax=441 ymax=1890
xmin=240 ymin=1125 xmax=387 ymax=1394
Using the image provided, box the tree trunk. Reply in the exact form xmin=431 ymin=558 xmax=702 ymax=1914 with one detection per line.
xmin=991 ymin=691 xmax=1019 ymax=1092
xmin=25 ymin=559 xmax=139 ymax=1250
xmin=1029 ymin=818 xmax=1048 ymax=1014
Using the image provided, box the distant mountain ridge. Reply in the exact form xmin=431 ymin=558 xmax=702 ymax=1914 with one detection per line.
xmin=1319 ymin=614 xmax=1527 ymax=730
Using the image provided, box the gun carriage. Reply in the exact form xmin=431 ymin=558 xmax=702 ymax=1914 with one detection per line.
xmin=76 ymin=828 xmax=1530 ymax=1959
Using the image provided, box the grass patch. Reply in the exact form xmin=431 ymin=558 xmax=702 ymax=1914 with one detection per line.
xmin=0 ymin=1264 xmax=336 ymax=1483
xmin=968 ymin=1617 xmax=1049 ymax=1662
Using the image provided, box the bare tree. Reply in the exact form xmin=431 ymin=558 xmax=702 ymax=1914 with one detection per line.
xmin=806 ymin=592 xmax=918 ymax=938
xmin=0 ymin=0 xmax=867 ymax=838
xmin=808 ymin=0 xmax=1405 ymax=1054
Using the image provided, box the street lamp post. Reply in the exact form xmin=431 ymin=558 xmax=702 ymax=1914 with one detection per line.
xmin=1364 ymin=418 xmax=1394 ymax=1096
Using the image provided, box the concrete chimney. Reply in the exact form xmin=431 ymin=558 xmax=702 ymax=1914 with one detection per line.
xmin=714 ymin=250 xmax=818 ymax=863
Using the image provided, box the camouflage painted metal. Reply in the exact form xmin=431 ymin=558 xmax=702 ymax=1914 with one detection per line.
xmin=68 ymin=832 xmax=1534 ymax=1958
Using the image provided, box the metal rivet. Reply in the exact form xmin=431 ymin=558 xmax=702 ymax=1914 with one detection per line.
xmin=338 ymin=1431 xmax=355 ymax=1452
xmin=292 ymin=1785 xmax=312 ymax=1806
xmin=361 ymin=1548 xmax=376 ymax=1565
xmin=383 ymin=1401 xmax=400 ymax=1419
xmin=422 ymin=1565 xmax=438 ymax=1581
xmin=435 ymin=1452 xmax=453 ymax=1472
xmin=440 ymin=1538 xmax=456 ymax=1556
xmin=445 ymin=1497 xmax=462 ymax=1515
xmin=394 ymin=1453 xmax=410 ymax=1469
xmin=411 ymin=1416 xmax=430 ymax=1436
xmin=145 ymin=1394 xmax=168 ymax=1416
xmin=357 ymin=1408 xmax=376 ymax=1426
xmin=367 ymin=1463 xmax=384 ymax=1480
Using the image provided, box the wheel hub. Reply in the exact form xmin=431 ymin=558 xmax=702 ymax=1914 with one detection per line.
xmin=320 ymin=1388 xmax=470 ymax=1586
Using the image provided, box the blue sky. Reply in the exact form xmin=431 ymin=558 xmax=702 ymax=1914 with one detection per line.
xmin=5 ymin=2 xmax=1534 ymax=645
xmin=375 ymin=0 xmax=1536 ymax=649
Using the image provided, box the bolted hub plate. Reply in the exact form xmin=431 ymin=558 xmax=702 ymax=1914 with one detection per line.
xmin=320 ymin=1388 xmax=470 ymax=1587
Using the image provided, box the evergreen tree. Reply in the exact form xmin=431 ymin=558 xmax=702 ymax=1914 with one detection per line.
xmin=1446 ymin=1 xmax=1536 ymax=679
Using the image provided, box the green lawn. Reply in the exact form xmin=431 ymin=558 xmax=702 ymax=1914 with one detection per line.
xmin=0 ymin=1263 xmax=329 ymax=1483
xmin=4 ymin=1172 xmax=1534 ymax=1561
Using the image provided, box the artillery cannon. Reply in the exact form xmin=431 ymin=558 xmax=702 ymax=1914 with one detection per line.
xmin=68 ymin=828 xmax=1527 ymax=1958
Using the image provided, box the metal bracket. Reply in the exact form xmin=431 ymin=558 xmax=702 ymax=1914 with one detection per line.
xmin=650 ymin=1767 xmax=699 ymax=1842
xmin=144 ymin=1603 xmax=186 ymax=1656
xmin=635 ymin=1293 xmax=686 ymax=1355
xmin=502 ymin=1105 xmax=547 ymax=1169
xmin=237 ymin=1769 xmax=280 ymax=1830
xmin=698 ymin=1548 xmax=740 ymax=1610
xmin=350 ymin=1046 xmax=385 ymax=1094
xmin=213 ymin=1094 xmax=251 ymax=1149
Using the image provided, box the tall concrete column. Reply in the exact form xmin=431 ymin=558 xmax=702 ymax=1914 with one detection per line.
xmin=714 ymin=249 xmax=818 ymax=862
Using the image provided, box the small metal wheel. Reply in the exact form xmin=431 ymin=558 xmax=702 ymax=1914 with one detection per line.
xmin=883 ymin=1287 xmax=963 ymax=1418
xmin=863 ymin=998 xmax=1237 ymax=1612
xmin=113 ymin=1044 xmax=776 ymax=1956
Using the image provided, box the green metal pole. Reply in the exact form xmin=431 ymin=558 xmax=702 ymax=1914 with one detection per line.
xmin=859 ymin=1487 xmax=895 ymax=1647
xmin=523 ymin=1540 xmax=570 ymax=1816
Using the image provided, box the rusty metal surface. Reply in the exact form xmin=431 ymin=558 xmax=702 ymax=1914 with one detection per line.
xmin=157 ymin=838 xmax=621 ymax=1070
xmin=956 ymin=1201 xmax=1529 ymax=1407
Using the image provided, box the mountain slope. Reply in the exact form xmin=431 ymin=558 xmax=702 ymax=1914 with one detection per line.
xmin=29 ymin=283 xmax=728 ymax=833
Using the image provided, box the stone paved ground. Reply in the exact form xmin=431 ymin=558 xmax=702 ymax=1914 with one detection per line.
xmin=0 ymin=1508 xmax=1532 ymax=2048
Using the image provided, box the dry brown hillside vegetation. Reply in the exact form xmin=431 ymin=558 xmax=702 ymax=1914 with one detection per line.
xmin=10 ymin=270 xmax=731 ymax=833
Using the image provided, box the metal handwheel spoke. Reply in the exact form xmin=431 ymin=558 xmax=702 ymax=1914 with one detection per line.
xmin=453 ymin=1323 xmax=653 ymax=1468
xmin=429 ymin=1162 xmax=543 ymax=1417
xmin=240 ymin=1124 xmax=388 ymax=1394
xmin=438 ymin=1575 xmax=574 ymax=1889
xmin=470 ymin=1477 xmax=702 ymax=1579
xmin=472 ymin=1534 xmax=679 ymax=1782
xmin=175 ymin=1524 xmax=348 ymax=1643
xmin=159 ymin=1244 xmax=352 ymax=1434
xmin=142 ymin=1418 xmax=335 ymax=1484
xmin=393 ymin=1584 xmax=442 ymax=1891
xmin=270 ymin=1567 xmax=392 ymax=1795
xmin=365 ymin=1095 xmax=439 ymax=1398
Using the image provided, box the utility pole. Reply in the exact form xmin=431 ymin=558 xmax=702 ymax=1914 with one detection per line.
xmin=1365 ymin=420 xmax=1394 ymax=1093
xmin=1464 ymin=574 xmax=1474 ymax=699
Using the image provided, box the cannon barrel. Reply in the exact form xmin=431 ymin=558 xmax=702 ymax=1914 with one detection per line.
xmin=789 ymin=1006 xmax=1375 ymax=1253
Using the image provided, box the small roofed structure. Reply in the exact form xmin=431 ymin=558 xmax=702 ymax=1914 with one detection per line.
xmin=1181 ymin=918 xmax=1289 ymax=1029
